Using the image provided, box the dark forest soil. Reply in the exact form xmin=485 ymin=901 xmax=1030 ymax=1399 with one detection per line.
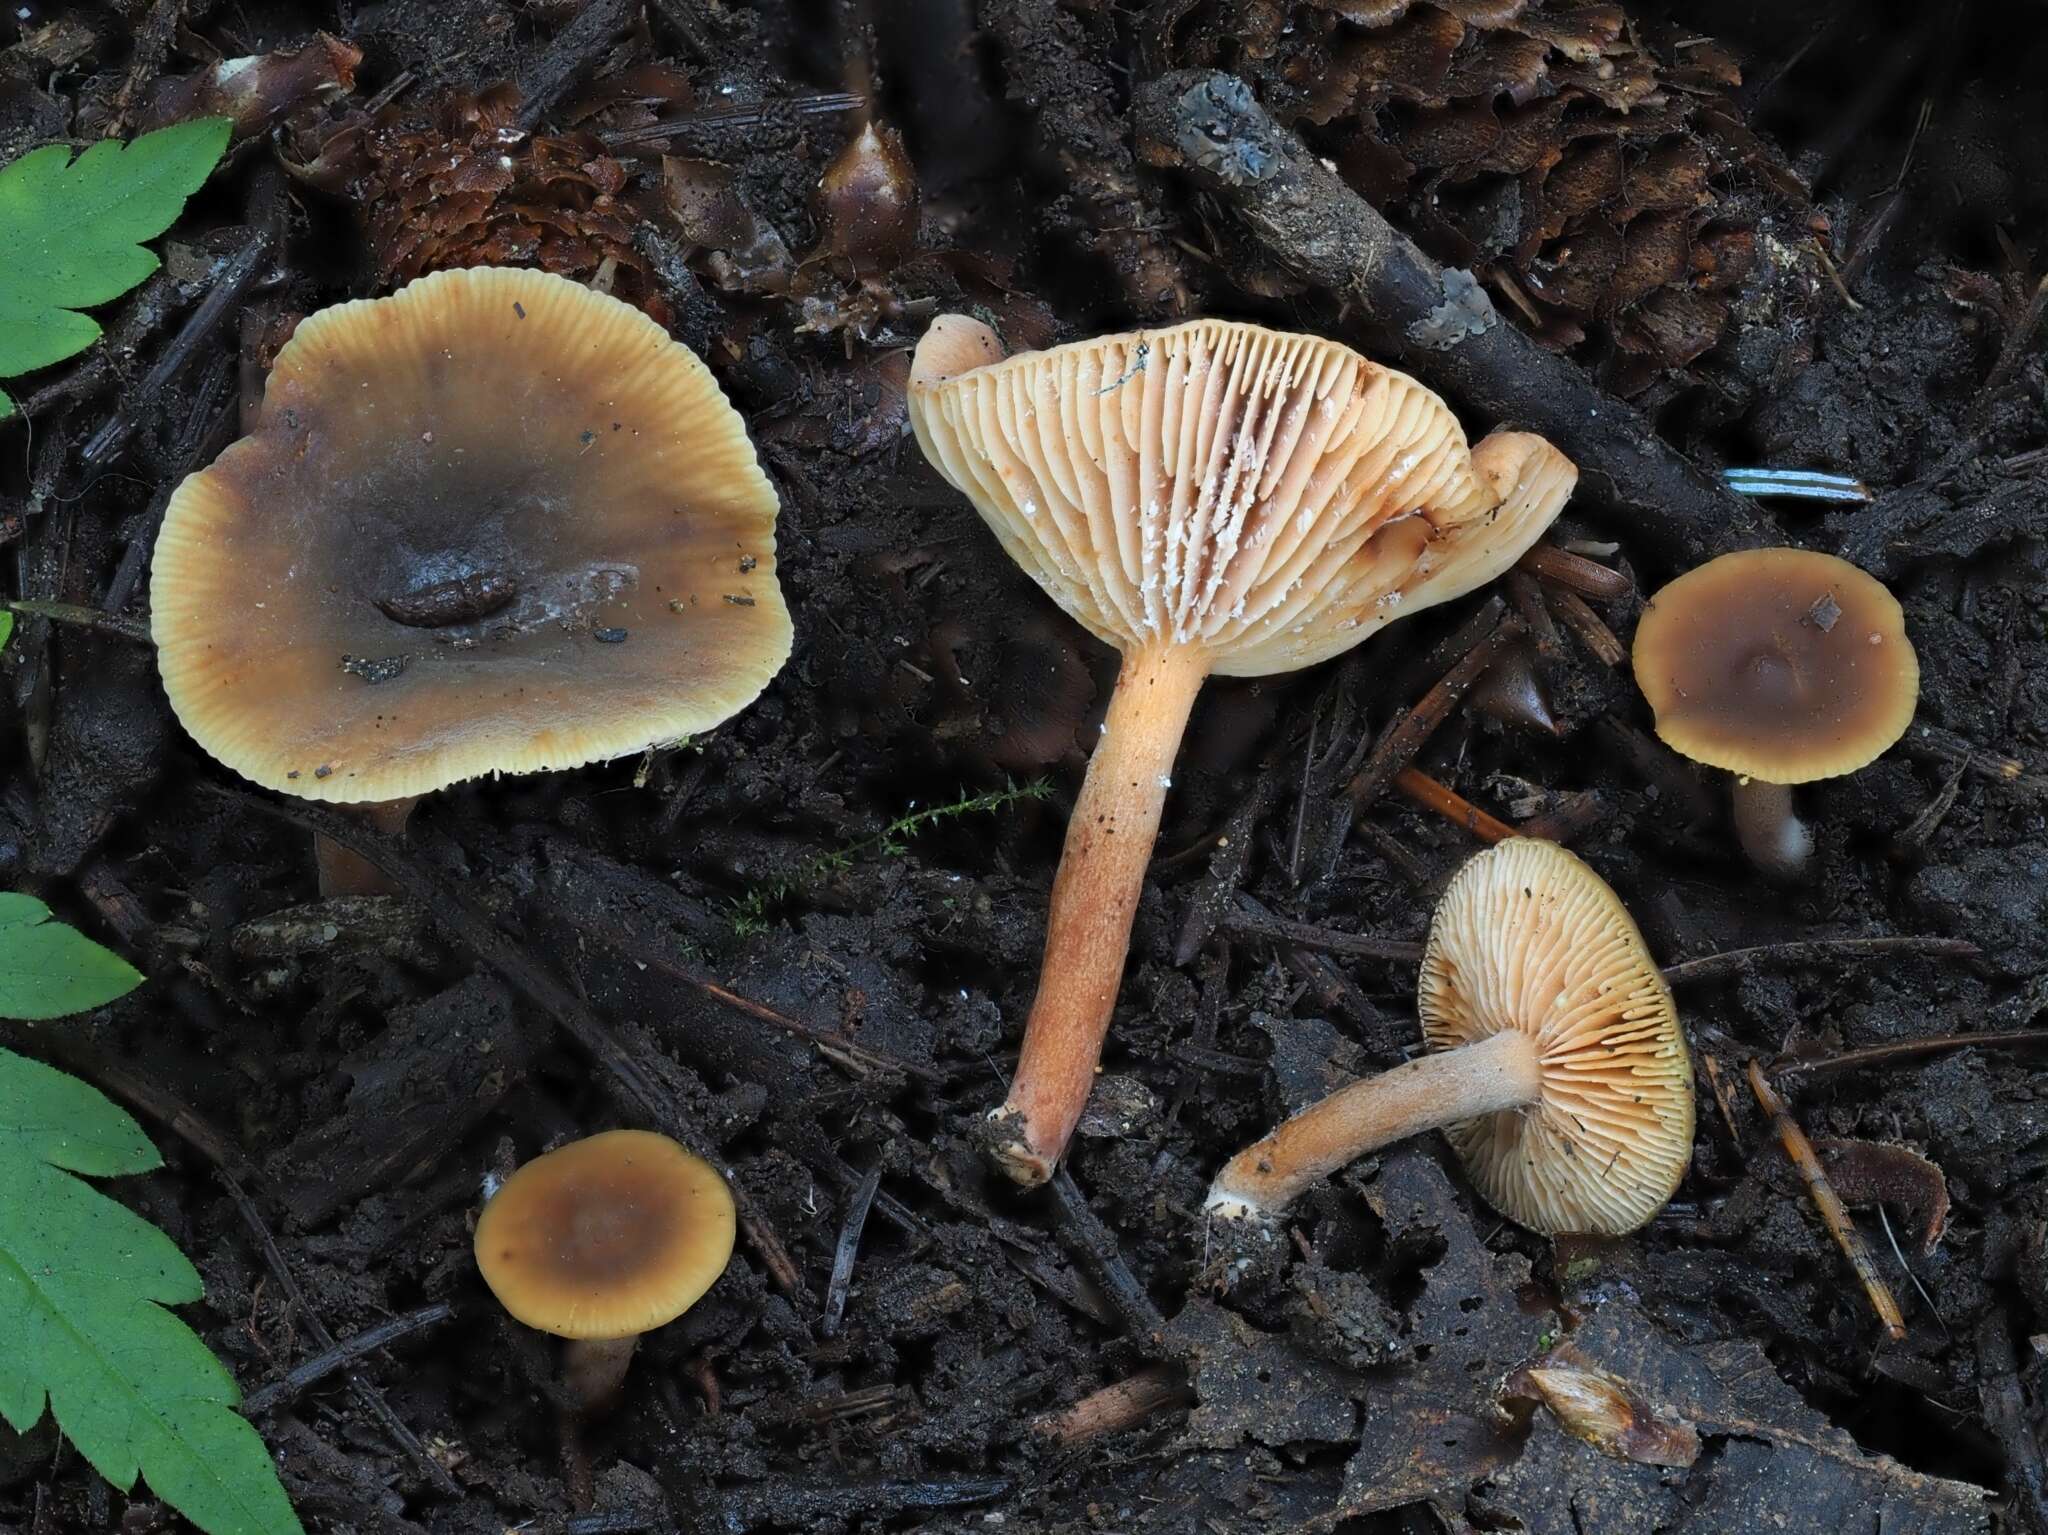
xmin=2 ymin=1 xmax=2046 ymax=1532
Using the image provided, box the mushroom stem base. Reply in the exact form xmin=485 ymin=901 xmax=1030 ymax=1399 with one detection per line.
xmin=313 ymin=797 xmax=419 ymax=898
xmin=1730 ymin=777 xmax=1811 ymax=883
xmin=988 ymin=643 xmax=1209 ymax=1185
xmin=1206 ymin=1028 xmax=1543 ymax=1219
xmin=564 ymin=1335 xmax=640 ymax=1416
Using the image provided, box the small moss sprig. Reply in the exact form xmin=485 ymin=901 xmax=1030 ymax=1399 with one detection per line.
xmin=729 ymin=779 xmax=1052 ymax=937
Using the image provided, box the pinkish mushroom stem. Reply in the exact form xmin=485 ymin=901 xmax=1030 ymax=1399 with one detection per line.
xmin=1205 ymin=1029 xmax=1542 ymax=1220
xmin=1728 ymin=776 xmax=1812 ymax=882
xmin=313 ymin=796 xmax=419 ymax=898
xmin=988 ymin=642 xmax=1209 ymax=1184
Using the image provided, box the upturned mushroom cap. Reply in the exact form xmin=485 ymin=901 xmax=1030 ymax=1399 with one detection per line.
xmin=908 ymin=316 xmax=1575 ymax=677
xmin=152 ymin=266 xmax=790 ymax=803
xmin=1631 ymin=548 xmax=1917 ymax=785
xmin=1419 ymin=838 xmax=1691 ymax=1236
xmin=474 ymin=1129 xmax=735 ymax=1341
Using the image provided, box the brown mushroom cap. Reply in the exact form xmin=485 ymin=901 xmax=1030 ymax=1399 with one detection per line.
xmin=1631 ymin=548 xmax=1917 ymax=785
xmin=473 ymin=1129 xmax=735 ymax=1340
xmin=908 ymin=316 xmax=1576 ymax=677
xmin=1419 ymin=838 xmax=1692 ymax=1236
xmin=152 ymin=266 xmax=790 ymax=804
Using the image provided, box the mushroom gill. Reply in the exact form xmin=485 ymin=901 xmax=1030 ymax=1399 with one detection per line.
xmin=909 ymin=314 xmax=1578 ymax=1184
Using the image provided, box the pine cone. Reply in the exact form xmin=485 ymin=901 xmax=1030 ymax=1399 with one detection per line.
xmin=295 ymin=86 xmax=663 ymax=319
xmin=1153 ymin=0 xmax=1808 ymax=392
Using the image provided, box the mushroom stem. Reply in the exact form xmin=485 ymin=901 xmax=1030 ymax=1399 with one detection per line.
xmin=1728 ymin=777 xmax=1811 ymax=882
xmin=313 ymin=796 xmax=419 ymax=898
xmin=988 ymin=643 xmax=1210 ymax=1185
xmin=1206 ymin=1028 xmax=1543 ymax=1220
xmin=563 ymin=1335 xmax=640 ymax=1416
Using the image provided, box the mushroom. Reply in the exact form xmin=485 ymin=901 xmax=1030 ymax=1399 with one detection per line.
xmin=151 ymin=266 xmax=791 ymax=895
xmin=908 ymin=315 xmax=1578 ymax=1184
xmin=1207 ymin=838 xmax=1692 ymax=1235
xmin=473 ymin=1129 xmax=736 ymax=1413
xmin=1630 ymin=548 xmax=1918 ymax=881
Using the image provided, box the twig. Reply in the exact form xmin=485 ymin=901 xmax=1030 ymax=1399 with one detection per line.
xmin=1901 ymin=723 xmax=2046 ymax=797
xmin=243 ymin=1303 xmax=457 ymax=1415
xmin=1217 ymin=903 xmax=1423 ymax=964
xmin=4 ymin=600 xmax=150 ymax=645
xmin=1031 ymin=1366 xmax=1192 ymax=1443
xmin=600 ymin=91 xmax=864 ymax=146
xmin=1771 ymin=1029 xmax=2048 ymax=1083
xmin=1047 ymin=1168 xmax=1166 ymax=1343
xmin=1697 ymin=1055 xmax=1742 ymax=1144
xmin=1891 ymin=756 xmax=1970 ymax=857
xmin=821 ymin=1165 xmax=882 ymax=1340
xmin=1548 ymin=588 xmax=1626 ymax=667
xmin=1516 ymin=789 xmax=1607 ymax=845
xmin=1662 ymin=935 xmax=1981 ymax=988
xmin=1131 ymin=71 xmax=1775 ymax=569
xmin=220 ymin=1173 xmax=464 ymax=1496
xmin=1744 ymin=1062 xmax=1906 ymax=1342
xmin=1517 ymin=544 xmax=1632 ymax=600
xmin=1346 ymin=610 xmax=1522 ymax=815
xmin=1504 ymin=571 xmax=1562 ymax=661
xmin=79 ymin=229 xmax=272 ymax=470
xmin=1392 ymin=767 xmax=1513 ymax=844
xmin=1986 ymin=274 xmax=2048 ymax=395
xmin=201 ymin=784 xmax=805 ymax=1297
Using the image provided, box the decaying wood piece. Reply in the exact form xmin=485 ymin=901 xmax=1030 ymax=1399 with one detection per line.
xmin=1132 ymin=69 xmax=1775 ymax=570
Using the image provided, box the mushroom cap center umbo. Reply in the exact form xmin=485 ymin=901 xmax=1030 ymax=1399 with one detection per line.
xmin=908 ymin=316 xmax=1577 ymax=680
xmin=152 ymin=266 xmax=791 ymax=804
xmin=1419 ymin=838 xmax=1692 ymax=1237
xmin=1632 ymin=547 xmax=1918 ymax=785
xmin=473 ymin=1129 xmax=736 ymax=1340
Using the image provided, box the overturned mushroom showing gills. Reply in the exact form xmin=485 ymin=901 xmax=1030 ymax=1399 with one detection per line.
xmin=909 ymin=316 xmax=1578 ymax=1184
xmin=152 ymin=267 xmax=790 ymax=895
xmin=474 ymin=1129 xmax=736 ymax=1412
xmin=1208 ymin=838 xmax=1691 ymax=1235
xmin=1630 ymin=549 xmax=1918 ymax=881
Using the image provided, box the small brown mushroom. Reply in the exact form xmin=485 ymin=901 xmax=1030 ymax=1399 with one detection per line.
xmin=909 ymin=315 xmax=1578 ymax=1184
xmin=1630 ymin=548 xmax=1919 ymax=881
xmin=473 ymin=1129 xmax=735 ymax=1413
xmin=1208 ymin=838 xmax=1692 ymax=1235
xmin=152 ymin=267 xmax=791 ymax=895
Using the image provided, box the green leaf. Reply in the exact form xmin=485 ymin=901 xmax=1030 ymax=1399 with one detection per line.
xmin=0 ymin=611 xmax=13 ymax=652
xmin=0 ymin=893 xmax=144 ymax=1020
xmin=0 ymin=118 xmax=232 ymax=419
xmin=0 ymin=1049 xmax=303 ymax=1535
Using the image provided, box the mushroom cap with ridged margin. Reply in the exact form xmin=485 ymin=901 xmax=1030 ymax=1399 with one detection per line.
xmin=152 ymin=266 xmax=790 ymax=803
xmin=1420 ymin=838 xmax=1693 ymax=1236
xmin=1631 ymin=547 xmax=1918 ymax=787
xmin=906 ymin=314 xmax=1577 ymax=678
xmin=474 ymin=1130 xmax=735 ymax=1341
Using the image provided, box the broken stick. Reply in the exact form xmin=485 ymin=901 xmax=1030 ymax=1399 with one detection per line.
xmin=1132 ymin=71 xmax=1774 ymax=570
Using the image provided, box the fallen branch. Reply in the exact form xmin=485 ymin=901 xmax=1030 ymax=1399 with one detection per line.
xmin=243 ymin=1303 xmax=456 ymax=1415
xmin=1131 ymin=71 xmax=1774 ymax=570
